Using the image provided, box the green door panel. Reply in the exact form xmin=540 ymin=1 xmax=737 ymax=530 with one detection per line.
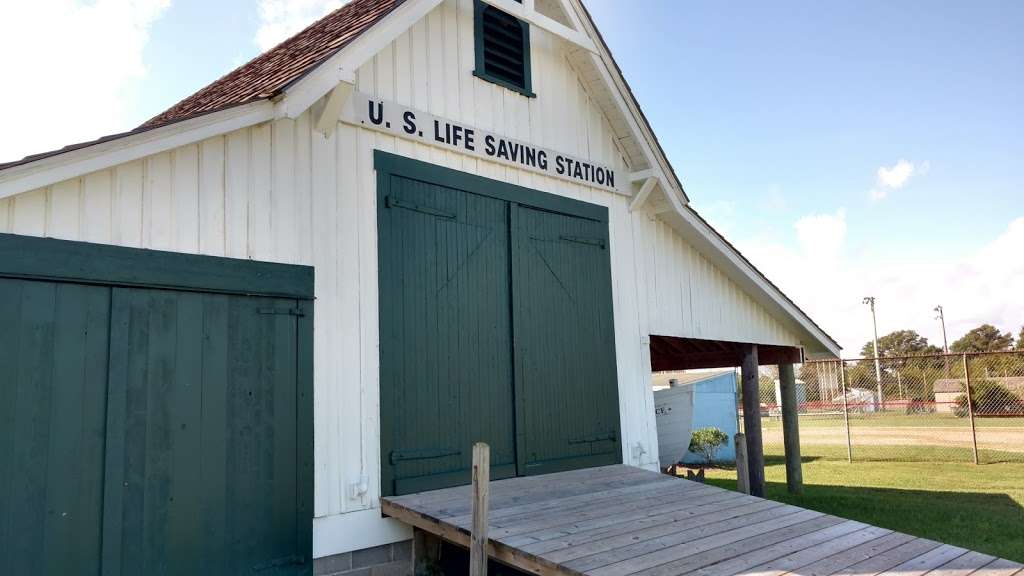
xmin=0 ymin=278 xmax=111 ymax=576
xmin=101 ymin=287 xmax=305 ymax=575
xmin=379 ymin=175 xmax=518 ymax=496
xmin=0 ymin=234 xmax=312 ymax=576
xmin=512 ymin=205 xmax=622 ymax=475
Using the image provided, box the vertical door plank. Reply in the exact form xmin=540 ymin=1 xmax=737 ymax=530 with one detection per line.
xmin=166 ymin=292 xmax=204 ymax=575
xmin=8 ymin=281 xmax=57 ymax=574
xmin=200 ymin=293 xmax=230 ymax=573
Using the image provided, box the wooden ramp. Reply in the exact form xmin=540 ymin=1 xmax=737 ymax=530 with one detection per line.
xmin=381 ymin=464 xmax=1022 ymax=576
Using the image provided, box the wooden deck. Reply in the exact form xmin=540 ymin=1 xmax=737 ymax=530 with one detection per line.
xmin=380 ymin=464 xmax=1022 ymax=576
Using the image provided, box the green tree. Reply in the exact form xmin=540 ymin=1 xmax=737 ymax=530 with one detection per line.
xmin=1016 ymin=326 xmax=1024 ymax=350
xmin=954 ymin=380 xmax=1024 ymax=417
xmin=951 ymin=324 xmax=1014 ymax=353
xmin=687 ymin=427 xmax=730 ymax=465
xmin=859 ymin=330 xmax=941 ymax=358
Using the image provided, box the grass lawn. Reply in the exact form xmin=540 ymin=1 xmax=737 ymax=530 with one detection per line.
xmin=701 ymin=458 xmax=1024 ymax=563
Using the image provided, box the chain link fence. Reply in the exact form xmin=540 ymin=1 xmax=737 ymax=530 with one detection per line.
xmin=749 ymin=350 xmax=1024 ymax=465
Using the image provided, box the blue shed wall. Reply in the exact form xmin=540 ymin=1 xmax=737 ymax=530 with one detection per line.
xmin=681 ymin=372 xmax=738 ymax=464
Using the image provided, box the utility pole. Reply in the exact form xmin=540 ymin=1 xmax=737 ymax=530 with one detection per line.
xmin=934 ymin=305 xmax=949 ymax=353
xmin=863 ymin=296 xmax=884 ymax=409
xmin=935 ymin=304 xmax=951 ymax=377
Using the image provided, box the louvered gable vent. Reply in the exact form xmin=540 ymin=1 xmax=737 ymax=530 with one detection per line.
xmin=474 ymin=0 xmax=534 ymax=96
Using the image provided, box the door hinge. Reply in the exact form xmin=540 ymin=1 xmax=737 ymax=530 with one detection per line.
xmin=390 ymin=448 xmax=462 ymax=464
xmin=258 ymin=306 xmax=305 ymax=316
xmin=568 ymin=431 xmax=618 ymax=445
xmin=253 ymin=554 xmax=306 ymax=571
xmin=385 ymin=196 xmax=456 ymax=220
xmin=559 ymin=234 xmax=606 ymax=249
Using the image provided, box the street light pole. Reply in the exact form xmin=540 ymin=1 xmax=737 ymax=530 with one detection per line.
xmin=863 ymin=296 xmax=884 ymax=409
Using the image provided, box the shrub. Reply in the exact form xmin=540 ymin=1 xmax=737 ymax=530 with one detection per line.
xmin=688 ymin=427 xmax=729 ymax=466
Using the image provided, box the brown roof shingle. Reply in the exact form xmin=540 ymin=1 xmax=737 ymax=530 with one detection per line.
xmin=140 ymin=0 xmax=403 ymax=129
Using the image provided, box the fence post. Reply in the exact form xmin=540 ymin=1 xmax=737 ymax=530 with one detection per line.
xmin=962 ymin=354 xmax=980 ymax=465
xmin=470 ymin=442 xmax=490 ymax=576
xmin=839 ymin=360 xmax=853 ymax=463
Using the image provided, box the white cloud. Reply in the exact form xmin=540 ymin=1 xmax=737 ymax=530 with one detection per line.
xmin=877 ymin=159 xmax=915 ymax=189
xmin=869 ymin=159 xmax=928 ymax=202
xmin=255 ymin=0 xmax=348 ymax=52
xmin=737 ymin=213 xmax=1024 ymax=355
xmin=794 ymin=209 xmax=846 ymax=262
xmin=0 ymin=0 xmax=171 ymax=163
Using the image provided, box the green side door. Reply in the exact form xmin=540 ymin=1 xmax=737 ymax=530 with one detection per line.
xmin=101 ymin=287 xmax=305 ymax=575
xmin=378 ymin=175 xmax=518 ymax=496
xmin=0 ymin=278 xmax=309 ymax=575
xmin=512 ymin=205 xmax=622 ymax=475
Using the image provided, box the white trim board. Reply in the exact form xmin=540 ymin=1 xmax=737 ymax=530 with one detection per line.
xmin=313 ymin=509 xmax=412 ymax=559
xmin=0 ymin=101 xmax=274 ymax=200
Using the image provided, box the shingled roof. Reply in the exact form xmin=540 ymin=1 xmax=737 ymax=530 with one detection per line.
xmin=142 ymin=0 xmax=402 ymax=129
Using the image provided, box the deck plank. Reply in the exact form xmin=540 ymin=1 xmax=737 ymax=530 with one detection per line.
xmin=572 ymin=509 xmax=831 ymax=575
xmin=520 ymin=496 xmax=772 ymax=557
xmin=484 ymin=484 xmax=722 ymax=538
xmin=785 ymin=530 xmax=917 ymax=576
xmin=926 ymin=551 xmax=1000 ymax=576
xmin=614 ymin=514 xmax=845 ymax=576
xmin=830 ymin=537 xmax=944 ymax=576
xmin=473 ymin=480 xmax=713 ymax=530
xmin=875 ymin=544 xmax=969 ymax=576
xmin=974 ymin=558 xmax=1024 ymax=576
xmin=379 ymin=464 xmax=1020 ymax=576
xmin=682 ymin=521 xmax=883 ymax=576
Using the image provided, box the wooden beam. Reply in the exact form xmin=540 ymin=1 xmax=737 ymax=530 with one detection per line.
xmin=741 ymin=344 xmax=765 ymax=497
xmin=413 ymin=528 xmax=441 ymax=576
xmin=629 ymin=168 xmax=655 ymax=182
xmin=778 ymin=362 xmax=804 ymax=495
xmin=478 ymin=0 xmax=597 ymax=54
xmin=314 ymin=81 xmax=354 ymax=137
xmin=629 ymin=176 xmax=657 ymax=212
xmin=470 ymin=443 xmax=490 ymax=576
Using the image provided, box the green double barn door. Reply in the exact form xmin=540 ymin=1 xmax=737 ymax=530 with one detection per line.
xmin=0 ymin=275 xmax=309 ymax=574
xmin=377 ymin=153 xmax=622 ymax=496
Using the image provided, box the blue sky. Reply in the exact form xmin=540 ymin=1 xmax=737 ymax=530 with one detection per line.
xmin=1 ymin=0 xmax=1021 ymax=352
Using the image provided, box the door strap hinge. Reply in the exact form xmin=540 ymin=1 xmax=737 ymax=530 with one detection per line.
xmin=568 ymin=431 xmax=618 ymax=445
xmin=559 ymin=235 xmax=606 ymax=249
xmin=385 ymin=196 xmax=456 ymax=220
xmin=390 ymin=448 xmax=462 ymax=464
xmin=258 ymin=307 xmax=305 ymax=316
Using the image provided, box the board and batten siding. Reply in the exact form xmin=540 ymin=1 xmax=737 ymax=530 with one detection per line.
xmin=0 ymin=0 xmax=801 ymax=555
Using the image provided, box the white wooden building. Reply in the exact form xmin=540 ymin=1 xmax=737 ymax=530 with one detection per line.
xmin=0 ymin=0 xmax=839 ymax=572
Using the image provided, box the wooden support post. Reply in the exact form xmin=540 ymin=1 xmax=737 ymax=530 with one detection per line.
xmin=412 ymin=528 xmax=442 ymax=576
xmin=740 ymin=344 xmax=765 ymax=497
xmin=962 ymin=354 xmax=980 ymax=465
xmin=734 ymin=432 xmax=750 ymax=494
xmin=778 ymin=363 xmax=803 ymax=494
xmin=470 ymin=442 xmax=490 ymax=576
